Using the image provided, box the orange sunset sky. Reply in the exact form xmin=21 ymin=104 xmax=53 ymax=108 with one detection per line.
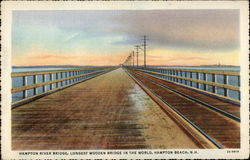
xmin=12 ymin=10 xmax=239 ymax=66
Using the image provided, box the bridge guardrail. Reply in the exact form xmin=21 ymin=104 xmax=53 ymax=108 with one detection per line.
xmin=12 ymin=67 xmax=116 ymax=106
xmin=129 ymin=67 xmax=240 ymax=102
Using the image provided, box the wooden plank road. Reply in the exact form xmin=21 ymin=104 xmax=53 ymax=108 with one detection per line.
xmin=12 ymin=68 xmax=200 ymax=150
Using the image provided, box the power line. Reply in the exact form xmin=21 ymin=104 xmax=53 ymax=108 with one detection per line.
xmin=122 ymin=35 xmax=148 ymax=68
xmin=132 ymin=51 xmax=135 ymax=67
xmin=142 ymin=35 xmax=148 ymax=68
xmin=135 ymin=45 xmax=139 ymax=68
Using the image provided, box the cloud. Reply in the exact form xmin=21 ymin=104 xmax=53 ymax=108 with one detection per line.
xmin=26 ymin=54 xmax=79 ymax=60
xmin=110 ymin=10 xmax=239 ymax=51
xmin=165 ymin=56 xmax=210 ymax=62
xmin=14 ymin=10 xmax=239 ymax=51
xmin=12 ymin=10 xmax=240 ymax=66
xmin=146 ymin=55 xmax=163 ymax=59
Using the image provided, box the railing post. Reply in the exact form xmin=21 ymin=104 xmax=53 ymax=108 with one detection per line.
xmin=237 ymin=75 xmax=240 ymax=86
xmin=238 ymin=75 xmax=240 ymax=100
xmin=224 ymin=75 xmax=228 ymax=97
xmin=33 ymin=75 xmax=37 ymax=95
xmin=22 ymin=76 xmax=28 ymax=98
xmin=212 ymin=74 xmax=216 ymax=93
xmin=50 ymin=73 xmax=52 ymax=90
xmin=65 ymin=72 xmax=68 ymax=85
xmin=70 ymin=71 xmax=72 ymax=83
xmin=56 ymin=73 xmax=59 ymax=88
xmin=204 ymin=73 xmax=207 ymax=90
xmin=61 ymin=72 xmax=63 ymax=86
xmin=196 ymin=72 xmax=199 ymax=88
xmin=42 ymin=74 xmax=46 ymax=92
xmin=74 ymin=71 xmax=76 ymax=82
xmin=69 ymin=72 xmax=71 ymax=84
xmin=179 ymin=71 xmax=183 ymax=83
xmin=68 ymin=72 xmax=70 ymax=84
xmin=76 ymin=71 xmax=78 ymax=81
xmin=190 ymin=72 xmax=193 ymax=86
xmin=161 ymin=69 xmax=163 ymax=79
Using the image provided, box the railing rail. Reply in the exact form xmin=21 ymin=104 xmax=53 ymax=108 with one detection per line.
xmin=12 ymin=67 xmax=116 ymax=106
xmin=11 ymin=67 xmax=103 ymax=77
xmin=129 ymin=67 xmax=240 ymax=102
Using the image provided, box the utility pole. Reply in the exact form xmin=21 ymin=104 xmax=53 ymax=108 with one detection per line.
xmin=143 ymin=35 xmax=147 ymax=68
xmin=135 ymin=45 xmax=139 ymax=68
xmin=130 ymin=53 xmax=133 ymax=67
xmin=126 ymin=57 xmax=128 ymax=67
xmin=129 ymin=54 xmax=131 ymax=67
xmin=127 ymin=56 xmax=129 ymax=67
xmin=132 ymin=51 xmax=135 ymax=67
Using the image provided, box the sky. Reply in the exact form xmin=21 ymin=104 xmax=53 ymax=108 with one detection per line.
xmin=12 ymin=10 xmax=240 ymax=66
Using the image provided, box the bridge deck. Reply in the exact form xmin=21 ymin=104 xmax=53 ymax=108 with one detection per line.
xmin=129 ymin=70 xmax=240 ymax=148
xmin=12 ymin=68 xmax=200 ymax=150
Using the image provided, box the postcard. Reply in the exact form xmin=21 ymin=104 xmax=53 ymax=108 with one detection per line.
xmin=1 ymin=1 xmax=249 ymax=159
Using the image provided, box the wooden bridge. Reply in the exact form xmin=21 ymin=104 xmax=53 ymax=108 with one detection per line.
xmin=11 ymin=67 xmax=240 ymax=150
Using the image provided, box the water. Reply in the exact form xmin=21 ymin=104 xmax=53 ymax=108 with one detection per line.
xmin=12 ymin=67 xmax=78 ymax=73
xmin=152 ymin=66 xmax=240 ymax=71
xmin=13 ymin=66 xmax=240 ymax=73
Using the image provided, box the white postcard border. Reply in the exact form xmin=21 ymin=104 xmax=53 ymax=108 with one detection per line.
xmin=1 ymin=1 xmax=249 ymax=159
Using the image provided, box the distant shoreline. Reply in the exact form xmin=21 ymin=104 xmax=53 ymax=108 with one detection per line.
xmin=12 ymin=65 xmax=240 ymax=68
xmin=12 ymin=65 xmax=116 ymax=68
xmin=148 ymin=65 xmax=240 ymax=68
